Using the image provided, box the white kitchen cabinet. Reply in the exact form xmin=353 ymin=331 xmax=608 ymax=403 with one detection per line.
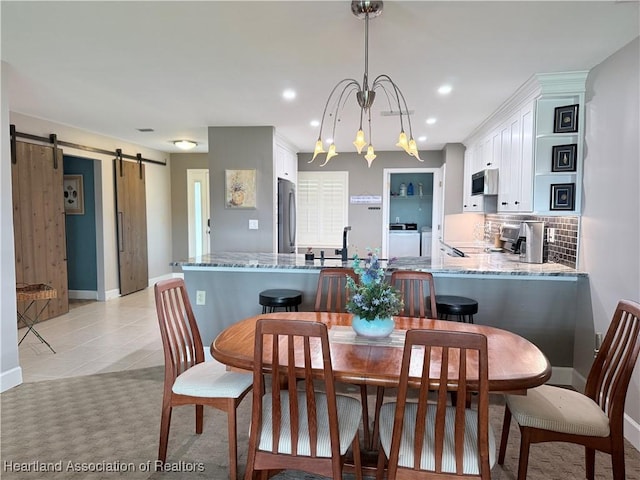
xmin=532 ymin=91 xmax=585 ymax=214
xmin=498 ymin=102 xmax=534 ymax=213
xmin=462 ymin=146 xmax=485 ymax=212
xmin=463 ymin=71 xmax=586 ymax=215
xmin=275 ymin=140 xmax=297 ymax=184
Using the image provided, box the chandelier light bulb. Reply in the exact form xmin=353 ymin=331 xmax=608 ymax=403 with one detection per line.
xmin=320 ymin=143 xmax=338 ymax=166
xmin=353 ymin=129 xmax=367 ymax=154
xmin=364 ymin=145 xmax=377 ymax=167
xmin=408 ymin=139 xmax=424 ymax=162
xmin=310 ymin=139 xmax=326 ymax=162
xmin=396 ymin=132 xmax=410 ymax=153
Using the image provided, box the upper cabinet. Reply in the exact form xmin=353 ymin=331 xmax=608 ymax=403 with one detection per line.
xmin=497 ymin=103 xmax=534 ymax=213
xmin=275 ymin=139 xmax=298 ymax=184
xmin=463 ymin=71 xmax=587 ymax=215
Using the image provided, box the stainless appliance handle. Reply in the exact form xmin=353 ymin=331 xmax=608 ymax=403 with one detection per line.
xmin=288 ymin=191 xmax=296 ymax=247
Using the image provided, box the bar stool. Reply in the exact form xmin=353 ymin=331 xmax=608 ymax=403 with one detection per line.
xmin=436 ymin=295 xmax=478 ymax=323
xmin=259 ymin=289 xmax=302 ymax=314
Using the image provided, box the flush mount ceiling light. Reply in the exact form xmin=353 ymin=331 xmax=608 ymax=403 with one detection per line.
xmin=173 ymin=140 xmax=198 ymax=150
xmin=309 ymin=1 xmax=423 ymax=168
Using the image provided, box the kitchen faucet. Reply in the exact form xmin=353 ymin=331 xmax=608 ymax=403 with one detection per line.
xmin=341 ymin=226 xmax=351 ymax=262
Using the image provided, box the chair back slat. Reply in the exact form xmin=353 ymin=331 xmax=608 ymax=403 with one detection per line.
xmin=390 ymin=270 xmax=438 ymax=318
xmin=388 ymin=329 xmax=490 ymax=478
xmin=314 ymin=268 xmax=358 ymax=313
xmin=455 ymin=347 xmax=468 ymax=474
xmin=586 ymin=300 xmax=640 ymax=422
xmin=252 ymin=319 xmax=341 ymax=460
xmin=154 ymin=279 xmax=204 ymax=382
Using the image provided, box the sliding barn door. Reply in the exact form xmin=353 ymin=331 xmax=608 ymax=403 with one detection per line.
xmin=12 ymin=141 xmax=69 ymax=320
xmin=114 ymin=159 xmax=148 ymax=295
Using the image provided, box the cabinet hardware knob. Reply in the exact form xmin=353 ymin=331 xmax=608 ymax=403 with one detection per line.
xmin=515 ymin=201 xmax=520 ymax=205
xmin=501 ymin=202 xmax=508 ymax=205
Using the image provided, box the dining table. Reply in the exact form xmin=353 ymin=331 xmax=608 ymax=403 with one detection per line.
xmin=210 ymin=311 xmax=552 ymax=394
xmin=211 ymin=311 xmax=551 ymax=477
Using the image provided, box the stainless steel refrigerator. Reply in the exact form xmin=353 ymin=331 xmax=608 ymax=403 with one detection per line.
xmin=277 ymin=178 xmax=296 ymax=253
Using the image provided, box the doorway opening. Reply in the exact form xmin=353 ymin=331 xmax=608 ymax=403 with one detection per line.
xmin=381 ymin=167 xmax=444 ymax=259
xmin=187 ymin=169 xmax=210 ymax=258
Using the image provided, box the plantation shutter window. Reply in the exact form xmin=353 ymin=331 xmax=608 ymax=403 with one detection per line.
xmin=297 ymin=171 xmax=349 ymax=248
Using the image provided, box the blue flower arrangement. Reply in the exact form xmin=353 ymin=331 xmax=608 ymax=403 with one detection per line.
xmin=346 ymin=250 xmax=403 ymax=321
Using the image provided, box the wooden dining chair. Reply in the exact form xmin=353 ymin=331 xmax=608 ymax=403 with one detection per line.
xmin=390 ymin=270 xmax=438 ymax=319
xmin=244 ymin=318 xmax=363 ymax=480
xmin=369 ymin=270 xmax=440 ymax=449
xmin=154 ymin=278 xmax=252 ymax=480
xmin=313 ymin=267 xmax=358 ymax=312
xmin=313 ymin=267 xmax=374 ymax=446
xmin=376 ymin=329 xmax=495 ymax=480
xmin=498 ymin=299 xmax=640 ymax=480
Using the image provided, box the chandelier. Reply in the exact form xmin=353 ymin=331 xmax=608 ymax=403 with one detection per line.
xmin=309 ymin=1 xmax=423 ymax=168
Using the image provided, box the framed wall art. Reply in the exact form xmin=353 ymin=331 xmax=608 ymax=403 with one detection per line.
xmin=551 ymin=144 xmax=577 ymax=172
xmin=550 ymin=183 xmax=575 ymax=211
xmin=553 ymin=104 xmax=579 ymax=133
xmin=63 ymin=174 xmax=85 ymax=215
xmin=225 ymin=169 xmax=257 ymax=209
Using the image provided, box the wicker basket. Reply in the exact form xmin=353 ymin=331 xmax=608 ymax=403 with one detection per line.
xmin=16 ymin=283 xmax=57 ymax=302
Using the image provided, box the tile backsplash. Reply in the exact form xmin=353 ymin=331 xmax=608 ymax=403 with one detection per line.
xmin=485 ymin=214 xmax=579 ymax=268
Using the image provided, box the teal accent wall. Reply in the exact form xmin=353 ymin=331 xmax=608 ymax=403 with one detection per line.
xmin=64 ymin=155 xmax=97 ymax=291
xmin=389 ymin=172 xmax=434 ymax=230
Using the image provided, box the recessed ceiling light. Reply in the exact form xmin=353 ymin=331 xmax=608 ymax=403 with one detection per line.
xmin=438 ymin=85 xmax=452 ymax=95
xmin=325 ymin=138 xmax=334 ymax=145
xmin=173 ymin=140 xmax=198 ymax=150
xmin=310 ymin=120 xmax=320 ymax=127
xmin=282 ymin=89 xmax=296 ymax=101
xmin=418 ymin=136 xmax=427 ymax=142
xmin=426 ymin=118 xmax=437 ymax=125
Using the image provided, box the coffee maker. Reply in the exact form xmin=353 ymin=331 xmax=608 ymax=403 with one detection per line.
xmin=518 ymin=221 xmax=544 ymax=263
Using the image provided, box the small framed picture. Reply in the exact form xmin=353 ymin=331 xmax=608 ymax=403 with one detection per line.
xmin=551 ymin=144 xmax=577 ymax=172
xmin=553 ymin=104 xmax=579 ymax=133
xmin=63 ymin=174 xmax=84 ymax=215
xmin=550 ymin=183 xmax=575 ymax=211
xmin=225 ymin=169 xmax=257 ymax=209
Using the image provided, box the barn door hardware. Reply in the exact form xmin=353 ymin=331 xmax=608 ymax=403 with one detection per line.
xmin=116 ymin=149 xmax=124 ymax=177
xmin=49 ymin=134 xmax=59 ymax=169
xmin=10 ymin=124 xmax=16 ymax=164
xmin=136 ymin=153 xmax=143 ymax=179
xmin=9 ymin=127 xmax=166 ymax=166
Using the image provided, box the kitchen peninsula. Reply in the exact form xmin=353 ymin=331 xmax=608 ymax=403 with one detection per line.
xmin=174 ymin=250 xmax=587 ymax=369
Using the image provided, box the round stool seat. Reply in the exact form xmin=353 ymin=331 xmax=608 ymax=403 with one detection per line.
xmin=436 ymin=295 xmax=478 ymax=323
xmin=259 ymin=289 xmax=303 ymax=313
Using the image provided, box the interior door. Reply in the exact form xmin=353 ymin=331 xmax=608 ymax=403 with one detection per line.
xmin=12 ymin=141 xmax=69 ymax=320
xmin=114 ymin=159 xmax=148 ymax=295
xmin=187 ymin=169 xmax=210 ymax=257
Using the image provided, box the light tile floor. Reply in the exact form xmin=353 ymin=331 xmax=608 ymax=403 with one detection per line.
xmin=17 ymin=288 xmax=165 ymax=383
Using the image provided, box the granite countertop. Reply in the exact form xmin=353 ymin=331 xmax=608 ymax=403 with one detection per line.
xmin=174 ymin=250 xmax=586 ymax=277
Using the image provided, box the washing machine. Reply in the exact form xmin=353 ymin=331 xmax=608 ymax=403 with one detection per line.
xmin=421 ymin=227 xmax=432 ymax=257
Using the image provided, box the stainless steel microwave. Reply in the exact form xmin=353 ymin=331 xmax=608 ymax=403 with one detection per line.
xmin=471 ymin=169 xmax=499 ymax=196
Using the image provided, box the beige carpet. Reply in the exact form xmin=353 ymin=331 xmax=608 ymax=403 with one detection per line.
xmin=1 ymin=366 xmax=639 ymax=479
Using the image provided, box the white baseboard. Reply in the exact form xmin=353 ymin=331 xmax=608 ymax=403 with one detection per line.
xmin=0 ymin=366 xmax=23 ymax=393
xmin=105 ymin=288 xmax=120 ymax=300
xmin=624 ymin=414 xmax=640 ymax=452
xmin=68 ymin=290 xmax=98 ymax=300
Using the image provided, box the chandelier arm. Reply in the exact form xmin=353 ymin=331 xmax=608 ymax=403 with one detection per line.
xmin=330 ymin=82 xmax=361 ymax=141
xmin=372 ymin=75 xmax=407 ymax=133
xmin=316 ymin=78 xmax=361 ymax=141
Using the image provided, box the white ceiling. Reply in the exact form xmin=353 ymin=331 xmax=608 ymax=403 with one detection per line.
xmin=2 ymin=1 xmax=639 ymax=156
